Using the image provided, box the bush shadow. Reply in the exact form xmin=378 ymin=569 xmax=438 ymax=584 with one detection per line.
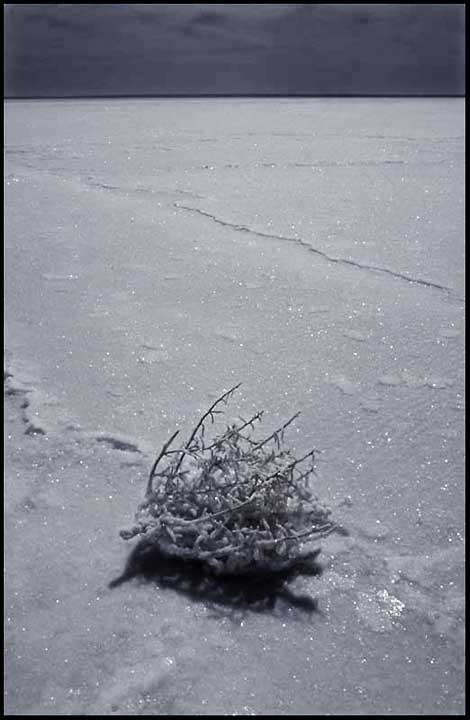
xmin=109 ymin=539 xmax=323 ymax=618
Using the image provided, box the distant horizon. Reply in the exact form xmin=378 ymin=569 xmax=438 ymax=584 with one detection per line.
xmin=4 ymin=93 xmax=466 ymax=101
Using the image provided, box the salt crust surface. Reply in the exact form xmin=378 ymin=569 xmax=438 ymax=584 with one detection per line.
xmin=4 ymin=98 xmax=465 ymax=715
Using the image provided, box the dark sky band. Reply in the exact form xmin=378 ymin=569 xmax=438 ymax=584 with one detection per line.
xmin=4 ymin=4 xmax=465 ymax=98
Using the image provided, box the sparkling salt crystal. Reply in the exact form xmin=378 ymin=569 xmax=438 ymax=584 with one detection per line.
xmin=355 ymin=588 xmax=404 ymax=632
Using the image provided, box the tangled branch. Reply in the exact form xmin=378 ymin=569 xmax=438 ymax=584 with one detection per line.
xmin=120 ymin=385 xmax=336 ymax=576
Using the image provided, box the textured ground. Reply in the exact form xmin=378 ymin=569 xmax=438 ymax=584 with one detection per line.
xmin=4 ymin=98 xmax=465 ymax=715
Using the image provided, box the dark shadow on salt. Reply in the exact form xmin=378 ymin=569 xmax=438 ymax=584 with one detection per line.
xmin=109 ymin=539 xmax=322 ymax=617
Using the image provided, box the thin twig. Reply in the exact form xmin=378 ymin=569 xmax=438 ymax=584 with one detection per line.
xmin=252 ymin=412 xmax=301 ymax=450
xmin=145 ymin=430 xmax=180 ymax=498
xmin=204 ymin=410 xmax=263 ymax=451
xmin=173 ymin=383 xmax=241 ymax=476
xmin=251 ymin=449 xmax=315 ymax=493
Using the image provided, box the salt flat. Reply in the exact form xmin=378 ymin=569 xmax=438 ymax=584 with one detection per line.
xmin=4 ymin=98 xmax=465 ymax=715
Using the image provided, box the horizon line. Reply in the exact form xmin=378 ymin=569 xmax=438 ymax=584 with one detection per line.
xmin=4 ymin=93 xmax=465 ymax=100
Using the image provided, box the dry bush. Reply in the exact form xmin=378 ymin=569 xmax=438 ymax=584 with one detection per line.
xmin=120 ymin=384 xmax=336 ymax=576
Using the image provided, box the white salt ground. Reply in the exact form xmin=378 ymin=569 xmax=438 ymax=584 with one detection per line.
xmin=4 ymin=98 xmax=465 ymax=715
